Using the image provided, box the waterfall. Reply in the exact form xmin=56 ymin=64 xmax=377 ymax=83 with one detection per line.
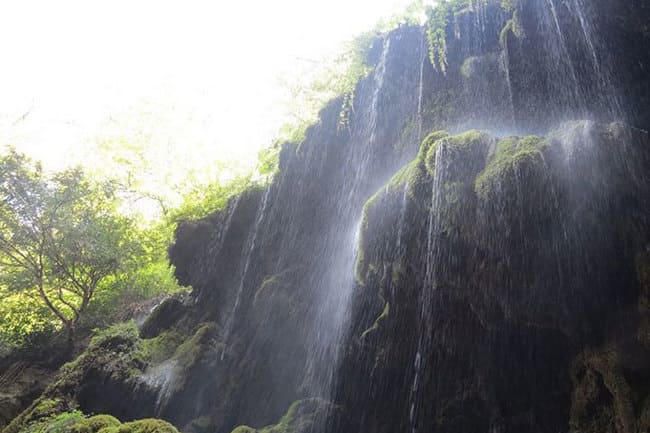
xmin=408 ymin=138 xmax=447 ymax=433
xmin=417 ymin=29 xmax=426 ymax=143
xmin=299 ymin=35 xmax=395 ymax=407
xmin=221 ymin=186 xmax=272 ymax=360
xmin=368 ymin=37 xmax=391 ymax=148
xmin=212 ymin=195 xmax=240 ymax=258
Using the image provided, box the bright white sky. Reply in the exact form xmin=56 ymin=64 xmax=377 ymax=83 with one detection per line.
xmin=0 ymin=0 xmax=414 ymax=178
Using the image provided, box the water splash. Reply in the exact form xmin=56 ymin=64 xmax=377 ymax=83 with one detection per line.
xmin=142 ymin=359 xmax=179 ymax=415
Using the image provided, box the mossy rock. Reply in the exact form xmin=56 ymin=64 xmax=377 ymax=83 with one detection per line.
xmin=20 ymin=414 xmax=181 ymax=433
xmin=4 ymin=322 xmax=154 ymax=433
xmin=172 ymin=323 xmax=218 ymax=371
xmin=110 ymin=419 xmax=179 ymax=433
xmin=382 ymin=130 xmax=449 ymax=198
xmin=137 ymin=330 xmax=185 ymax=366
xmin=230 ymin=427 xmax=257 ymax=433
xmin=228 ymin=400 xmax=335 ymax=433
xmin=474 ymin=135 xmax=546 ymax=199
xmin=17 ymin=411 xmax=85 ymax=433
xmin=139 ymin=297 xmax=187 ymax=339
xmin=258 ymin=399 xmax=334 ymax=433
xmin=360 ymin=301 xmax=390 ymax=341
xmin=71 ymin=415 xmax=121 ymax=433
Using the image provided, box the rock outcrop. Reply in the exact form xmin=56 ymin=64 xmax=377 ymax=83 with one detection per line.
xmin=5 ymin=1 xmax=650 ymax=433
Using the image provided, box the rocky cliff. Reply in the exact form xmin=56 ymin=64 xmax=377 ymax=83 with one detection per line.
xmin=5 ymin=1 xmax=650 ymax=433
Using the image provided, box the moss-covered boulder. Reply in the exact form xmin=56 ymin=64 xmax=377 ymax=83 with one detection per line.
xmin=3 ymin=323 xmax=150 ymax=433
xmin=71 ymin=415 xmax=121 ymax=433
xmin=99 ymin=419 xmax=179 ymax=433
xmin=7 ymin=411 xmax=178 ymax=433
xmin=228 ymin=399 xmax=337 ymax=433
xmin=341 ymin=120 xmax=650 ymax=433
xmin=3 ymin=319 xmax=215 ymax=433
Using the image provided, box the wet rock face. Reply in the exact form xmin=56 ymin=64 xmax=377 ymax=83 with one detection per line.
xmin=0 ymin=363 xmax=52 ymax=429
xmin=163 ymin=2 xmax=650 ymax=432
xmin=339 ymin=122 xmax=650 ymax=433
xmin=20 ymin=2 xmax=650 ymax=433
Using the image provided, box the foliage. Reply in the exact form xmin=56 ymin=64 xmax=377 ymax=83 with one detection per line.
xmin=85 ymin=99 xmax=254 ymax=222
xmin=169 ymin=174 xmax=255 ymax=222
xmin=425 ymin=0 xmax=473 ymax=74
xmin=277 ymin=1 xmax=429 ymax=144
xmin=426 ymin=2 xmax=452 ymax=74
xmin=256 ymin=144 xmax=282 ymax=179
xmin=277 ymin=31 xmax=378 ymax=144
xmin=0 ymin=149 xmax=146 ymax=342
xmin=0 ymin=287 xmax=59 ymax=348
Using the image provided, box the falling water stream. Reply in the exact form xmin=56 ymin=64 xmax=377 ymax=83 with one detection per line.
xmin=417 ymin=28 xmax=426 ymax=143
xmin=304 ymin=35 xmax=394 ymax=400
xmin=221 ymin=187 xmax=272 ymax=360
xmin=143 ymin=2 xmax=647 ymax=431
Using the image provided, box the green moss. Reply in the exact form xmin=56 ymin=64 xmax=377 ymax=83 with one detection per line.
xmin=428 ymin=130 xmax=488 ymax=172
xmin=421 ymin=131 xmax=449 ymax=158
xmin=391 ymin=263 xmax=404 ymax=284
xmin=19 ymin=411 xmax=85 ymax=433
xmin=30 ymin=399 xmax=67 ymax=420
xmin=356 ymin=130 xmax=450 ymax=285
xmin=230 ymin=427 xmax=257 ymax=433
xmin=137 ymin=330 xmax=184 ymax=365
xmin=499 ymin=14 xmax=523 ymax=48
xmin=460 ymin=56 xmax=477 ymax=78
xmin=115 ymin=419 xmax=179 ymax=433
xmin=71 ymin=415 xmax=121 ymax=433
xmin=4 ymin=322 xmax=150 ymax=433
xmin=385 ymin=130 xmax=449 ymax=195
xmin=360 ymin=301 xmax=390 ymax=340
xmin=501 ymin=0 xmax=516 ymax=11
xmin=426 ymin=1 xmax=469 ymax=74
xmin=172 ymin=322 xmax=217 ymax=370
xmin=474 ymin=135 xmax=545 ymax=198
xmin=258 ymin=399 xmax=332 ymax=433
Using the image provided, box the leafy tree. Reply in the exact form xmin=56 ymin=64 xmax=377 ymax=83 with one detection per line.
xmin=0 ymin=149 xmax=142 ymax=343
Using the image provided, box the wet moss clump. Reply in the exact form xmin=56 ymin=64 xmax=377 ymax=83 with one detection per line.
xmin=385 ymin=130 xmax=449 ymax=197
xmin=230 ymin=427 xmax=257 ymax=433
xmin=12 ymin=411 xmax=178 ymax=433
xmin=227 ymin=399 xmax=335 ymax=433
xmin=474 ymin=135 xmax=546 ymax=199
xmin=173 ymin=323 xmax=218 ymax=370
xmin=97 ymin=419 xmax=179 ymax=433
xmin=426 ymin=130 xmax=490 ymax=172
xmin=356 ymin=130 xmax=449 ymax=285
xmin=137 ymin=330 xmax=185 ymax=366
xmin=17 ymin=411 xmax=84 ymax=433
xmin=72 ymin=415 xmax=121 ymax=433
